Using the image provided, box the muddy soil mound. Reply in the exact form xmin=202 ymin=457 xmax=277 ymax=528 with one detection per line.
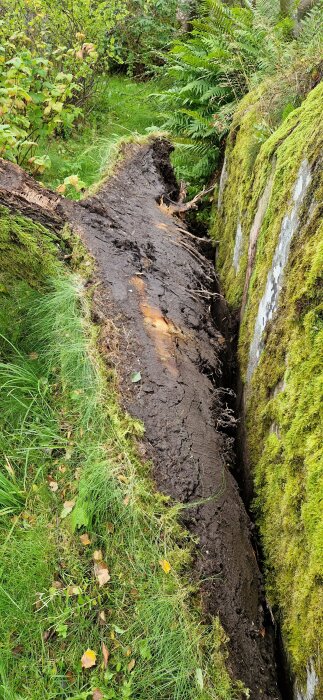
xmin=0 ymin=141 xmax=280 ymax=699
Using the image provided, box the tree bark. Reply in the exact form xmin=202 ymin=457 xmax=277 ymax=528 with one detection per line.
xmin=279 ymin=0 xmax=293 ymax=17
xmin=297 ymin=0 xmax=318 ymax=20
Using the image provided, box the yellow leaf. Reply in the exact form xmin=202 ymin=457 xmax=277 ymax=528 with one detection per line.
xmin=56 ymin=183 xmax=66 ymax=194
xmin=60 ymin=500 xmax=75 ymax=519
xmin=80 ymin=533 xmax=91 ymax=546
xmin=67 ymin=585 xmax=82 ymax=596
xmin=159 ymin=559 xmax=171 ymax=574
xmin=93 ymin=549 xmax=103 ymax=561
xmin=81 ymin=648 xmax=96 ymax=669
xmin=128 ymin=658 xmax=136 ymax=672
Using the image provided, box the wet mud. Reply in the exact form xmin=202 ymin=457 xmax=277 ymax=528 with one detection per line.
xmin=0 ymin=140 xmax=281 ymax=698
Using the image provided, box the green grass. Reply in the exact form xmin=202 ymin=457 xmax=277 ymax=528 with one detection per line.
xmin=41 ymin=76 xmax=164 ymax=196
xmin=0 ymin=259 xmax=242 ymax=699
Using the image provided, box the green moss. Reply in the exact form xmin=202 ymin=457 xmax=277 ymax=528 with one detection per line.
xmin=212 ymin=81 xmax=323 ymax=311
xmin=247 ymin=215 xmax=323 ymax=685
xmin=0 ymin=206 xmax=66 ymax=350
xmin=239 ymin=83 xmax=323 ymax=375
xmin=211 ymin=85 xmax=269 ymax=307
xmin=215 ymin=78 xmax=323 ymax=692
xmin=0 ymin=205 xmax=63 ymax=288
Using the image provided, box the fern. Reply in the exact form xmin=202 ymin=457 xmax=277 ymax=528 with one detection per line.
xmin=162 ymin=0 xmax=322 ymax=191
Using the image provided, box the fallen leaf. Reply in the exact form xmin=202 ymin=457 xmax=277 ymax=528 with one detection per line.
xmin=128 ymin=658 xmax=136 ymax=672
xmin=123 ymin=495 xmax=130 ymax=506
xmin=12 ymin=644 xmax=24 ymax=655
xmin=51 ymin=580 xmax=63 ymax=590
xmin=64 ymin=174 xmax=81 ymax=189
xmin=29 ymin=352 xmax=39 ymax=360
xmin=56 ymin=183 xmax=66 ymax=194
xmin=159 ymin=559 xmax=171 ymax=574
xmin=92 ymin=690 xmax=103 ymax=700
xmin=117 ymin=474 xmax=128 ymax=484
xmin=81 ymin=648 xmax=96 ymax=669
xmin=93 ymin=549 xmax=103 ymax=561
xmin=94 ymin=561 xmax=111 ymax=587
xmin=67 ymin=585 xmax=82 ymax=596
xmin=131 ymin=371 xmax=141 ymax=383
xmin=102 ymin=641 xmax=109 ymax=668
xmin=49 ymin=480 xmax=58 ymax=493
xmin=66 ymin=670 xmax=75 ymax=684
xmin=43 ymin=629 xmax=54 ymax=642
xmin=126 ymin=646 xmax=132 ymax=657
xmin=60 ymin=500 xmax=75 ymax=519
xmin=80 ymin=533 xmax=91 ymax=546
xmin=99 ymin=610 xmax=106 ymax=624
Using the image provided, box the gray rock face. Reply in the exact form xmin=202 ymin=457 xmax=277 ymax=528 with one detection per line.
xmin=246 ymin=159 xmax=312 ymax=383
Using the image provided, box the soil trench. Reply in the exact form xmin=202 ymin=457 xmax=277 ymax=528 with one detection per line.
xmin=0 ymin=140 xmax=281 ymax=699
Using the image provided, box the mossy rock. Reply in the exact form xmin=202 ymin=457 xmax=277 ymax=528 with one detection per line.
xmin=213 ymin=79 xmax=323 ymax=696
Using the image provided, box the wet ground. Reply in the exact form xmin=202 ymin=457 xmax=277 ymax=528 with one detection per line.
xmin=0 ymin=140 xmax=281 ymax=698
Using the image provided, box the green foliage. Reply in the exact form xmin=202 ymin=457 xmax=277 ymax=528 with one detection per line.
xmin=0 ymin=0 xmax=179 ymax=174
xmin=0 ymin=24 xmax=99 ymax=169
xmin=41 ymin=76 xmax=164 ymax=195
xmin=162 ymin=0 xmax=323 ymax=188
xmin=110 ymin=0 xmax=179 ymax=76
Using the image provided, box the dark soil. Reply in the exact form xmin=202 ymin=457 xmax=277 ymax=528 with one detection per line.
xmin=0 ymin=140 xmax=281 ymax=699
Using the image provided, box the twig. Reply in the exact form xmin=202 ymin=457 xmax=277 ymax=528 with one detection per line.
xmin=161 ymin=184 xmax=215 ymax=215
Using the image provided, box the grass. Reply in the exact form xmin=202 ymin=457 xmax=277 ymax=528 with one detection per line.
xmin=0 ymin=262 xmax=242 ymax=699
xmin=41 ymin=76 xmax=164 ymax=196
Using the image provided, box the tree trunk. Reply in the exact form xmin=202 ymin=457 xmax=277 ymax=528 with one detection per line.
xmin=279 ymin=0 xmax=293 ymax=17
xmin=297 ymin=0 xmax=317 ymax=20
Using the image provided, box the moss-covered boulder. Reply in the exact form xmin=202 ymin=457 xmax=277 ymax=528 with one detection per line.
xmin=212 ymin=81 xmax=323 ymax=698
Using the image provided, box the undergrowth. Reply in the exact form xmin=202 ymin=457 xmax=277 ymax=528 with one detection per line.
xmin=0 ymin=212 xmax=242 ymax=699
xmin=41 ymin=76 xmax=164 ymax=197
